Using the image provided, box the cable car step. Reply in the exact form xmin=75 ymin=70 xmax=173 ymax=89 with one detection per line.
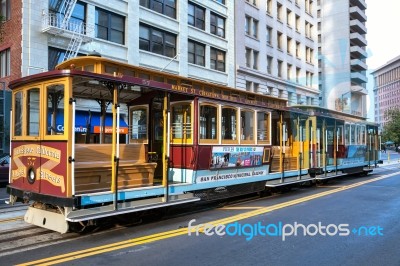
xmin=66 ymin=193 xmax=199 ymax=222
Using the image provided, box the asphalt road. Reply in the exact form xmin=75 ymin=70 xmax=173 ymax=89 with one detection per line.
xmin=1 ymin=163 xmax=399 ymax=266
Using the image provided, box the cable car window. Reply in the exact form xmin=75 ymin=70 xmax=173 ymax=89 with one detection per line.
xmin=337 ymin=126 xmax=344 ymax=145
xmin=130 ymin=106 xmax=148 ymax=142
xmin=199 ymin=104 xmax=218 ymax=142
xmin=241 ymin=109 xmax=254 ymax=142
xmin=172 ymin=103 xmax=192 ymax=142
xmin=13 ymin=91 xmax=23 ymax=136
xmin=46 ymin=84 xmax=65 ymax=135
xmin=257 ymin=111 xmax=270 ymax=143
xmin=345 ymin=124 xmax=350 ymax=144
xmin=360 ymin=125 xmax=366 ymax=145
xmin=222 ymin=107 xmax=237 ymax=141
xmin=27 ymin=88 xmax=40 ymax=136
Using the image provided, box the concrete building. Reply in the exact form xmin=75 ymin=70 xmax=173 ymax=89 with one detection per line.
xmin=0 ymin=0 xmax=235 ymax=86
xmin=317 ymin=0 xmax=368 ymax=117
xmin=371 ymin=55 xmax=400 ymax=128
xmin=0 ymin=0 xmax=369 ymax=150
xmin=0 ymin=0 xmax=235 ymax=149
xmin=235 ymin=0 xmax=319 ymax=106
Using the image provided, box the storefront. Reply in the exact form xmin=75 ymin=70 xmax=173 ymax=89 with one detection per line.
xmin=53 ymin=110 xmax=128 ymax=143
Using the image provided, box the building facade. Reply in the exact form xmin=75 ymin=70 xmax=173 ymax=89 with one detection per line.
xmin=0 ymin=0 xmax=236 ymax=147
xmin=371 ymin=55 xmax=400 ymax=128
xmin=235 ymin=0 xmax=319 ymax=106
xmin=0 ymin=0 xmax=369 ymax=149
xmin=317 ymin=0 xmax=368 ymax=117
xmin=0 ymin=0 xmax=22 ymax=154
xmin=18 ymin=0 xmax=235 ymax=86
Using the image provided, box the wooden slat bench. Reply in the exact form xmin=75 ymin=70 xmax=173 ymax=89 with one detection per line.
xmin=270 ymin=146 xmax=299 ymax=172
xmin=74 ymin=144 xmax=157 ymax=193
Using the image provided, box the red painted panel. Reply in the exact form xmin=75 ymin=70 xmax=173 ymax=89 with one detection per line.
xmin=196 ymin=146 xmax=212 ymax=170
xmin=170 ymin=145 xmax=194 ymax=169
xmin=10 ymin=141 xmax=68 ymax=197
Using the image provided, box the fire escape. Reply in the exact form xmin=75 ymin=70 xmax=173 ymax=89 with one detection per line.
xmin=42 ymin=0 xmax=93 ymax=61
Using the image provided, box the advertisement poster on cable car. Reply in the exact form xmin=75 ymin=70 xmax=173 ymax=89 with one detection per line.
xmin=210 ymin=146 xmax=264 ymax=169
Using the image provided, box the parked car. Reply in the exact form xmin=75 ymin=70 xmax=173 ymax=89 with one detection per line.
xmin=0 ymin=154 xmax=10 ymax=185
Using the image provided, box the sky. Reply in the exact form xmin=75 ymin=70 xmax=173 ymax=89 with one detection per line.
xmin=365 ymin=0 xmax=400 ymax=121
xmin=366 ymin=0 xmax=400 ymax=70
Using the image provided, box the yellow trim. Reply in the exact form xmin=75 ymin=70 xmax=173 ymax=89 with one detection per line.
xmin=221 ymin=106 xmax=239 ymax=145
xmin=239 ymin=108 xmax=256 ymax=144
xmin=162 ymin=92 xmax=168 ymax=187
xmin=198 ymin=102 xmax=219 ymax=144
xmin=111 ymin=85 xmax=117 ymax=193
xmin=42 ymin=78 xmax=70 ymax=141
xmin=170 ymin=101 xmax=193 ymax=145
xmin=129 ymin=105 xmax=149 ymax=144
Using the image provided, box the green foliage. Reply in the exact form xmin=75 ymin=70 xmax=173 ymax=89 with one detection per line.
xmin=382 ymin=108 xmax=400 ymax=145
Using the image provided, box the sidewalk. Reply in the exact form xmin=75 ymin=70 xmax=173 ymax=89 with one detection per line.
xmin=379 ymin=151 xmax=400 ymax=166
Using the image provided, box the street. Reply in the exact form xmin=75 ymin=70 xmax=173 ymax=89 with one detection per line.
xmin=0 ymin=161 xmax=399 ymax=266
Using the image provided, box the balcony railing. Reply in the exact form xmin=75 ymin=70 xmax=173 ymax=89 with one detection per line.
xmin=349 ymin=6 xmax=367 ymax=22
xmin=42 ymin=12 xmax=93 ymax=42
xmin=350 ymin=32 xmax=367 ymax=47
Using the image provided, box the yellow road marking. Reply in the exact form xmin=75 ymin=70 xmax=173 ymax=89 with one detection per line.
xmin=18 ymin=171 xmax=400 ymax=266
xmin=221 ymin=206 xmax=264 ymax=210
xmin=317 ymin=185 xmax=344 ymax=188
xmin=0 ymin=216 xmax=24 ymax=224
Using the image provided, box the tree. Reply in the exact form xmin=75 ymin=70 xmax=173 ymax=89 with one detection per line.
xmin=382 ymin=108 xmax=400 ymax=146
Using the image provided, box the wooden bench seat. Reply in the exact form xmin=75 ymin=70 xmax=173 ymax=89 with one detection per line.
xmin=74 ymin=144 xmax=157 ymax=193
xmin=270 ymin=146 xmax=298 ymax=172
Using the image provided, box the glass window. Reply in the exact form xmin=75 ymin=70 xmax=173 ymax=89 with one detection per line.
xmin=139 ymin=24 xmax=176 ymax=58
xmin=257 ymin=112 xmax=270 ymax=142
xmin=172 ymin=103 xmax=192 ymax=141
xmin=46 ymin=84 xmax=65 ymax=135
xmin=188 ymin=40 xmax=205 ymax=66
xmin=27 ymin=88 xmax=40 ymax=136
xmin=360 ymin=125 xmax=366 ymax=144
xmin=337 ymin=126 xmax=344 ymax=145
xmin=245 ymin=16 xmax=251 ymax=35
xmin=49 ymin=1 xmax=86 ymax=33
xmin=252 ymin=19 xmax=258 ymax=38
xmin=199 ymin=104 xmax=218 ymax=141
xmin=188 ymin=2 xmax=205 ymax=30
xmin=0 ymin=48 xmax=10 ymax=78
xmin=210 ymin=12 xmax=225 ymax=38
xmin=210 ymin=48 xmax=225 ymax=72
xmin=253 ymin=50 xmax=258 ymax=70
xmin=267 ymin=56 xmax=273 ymax=74
xmin=266 ymin=26 xmax=272 ymax=45
xmin=48 ymin=47 xmax=85 ymax=70
xmin=13 ymin=91 xmax=23 ymax=136
xmin=345 ymin=124 xmax=350 ymax=144
xmin=222 ymin=107 xmax=237 ymax=141
xmin=130 ymin=107 xmax=148 ymax=141
xmin=266 ymin=0 xmax=272 ymax=14
xmin=241 ymin=110 xmax=254 ymax=141
xmin=140 ymin=0 xmax=176 ymax=19
xmin=95 ymin=7 xmax=125 ymax=45
xmin=0 ymin=0 xmax=11 ymax=20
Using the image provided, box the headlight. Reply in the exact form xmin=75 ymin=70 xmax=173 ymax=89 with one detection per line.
xmin=27 ymin=168 xmax=36 ymax=184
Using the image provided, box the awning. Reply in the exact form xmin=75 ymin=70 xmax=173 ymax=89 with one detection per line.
xmin=51 ymin=110 xmax=128 ymax=134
